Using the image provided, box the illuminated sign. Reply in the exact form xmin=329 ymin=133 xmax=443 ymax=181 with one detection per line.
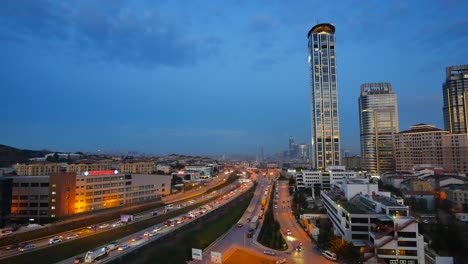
xmin=83 ymin=170 xmax=119 ymax=176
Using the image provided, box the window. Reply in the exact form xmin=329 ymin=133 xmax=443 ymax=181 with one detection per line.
xmin=31 ymin=183 xmax=39 ymax=187
xmin=51 ymin=206 xmax=56 ymax=210
xmin=21 ymin=183 xmax=29 ymax=187
xmin=40 ymin=183 xmax=49 ymax=187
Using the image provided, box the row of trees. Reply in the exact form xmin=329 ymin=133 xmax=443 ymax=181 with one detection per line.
xmin=257 ymin=184 xmax=287 ymax=250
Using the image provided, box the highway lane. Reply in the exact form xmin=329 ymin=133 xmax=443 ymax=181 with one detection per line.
xmin=0 ymin=174 xmax=233 ymax=260
xmin=56 ymin=181 xmax=253 ymax=264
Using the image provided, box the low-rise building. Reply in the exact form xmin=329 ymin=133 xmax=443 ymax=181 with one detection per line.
xmin=156 ymin=164 xmax=171 ymax=174
xmin=66 ymin=160 xmax=112 ymax=174
xmin=119 ymin=161 xmax=155 ymax=174
xmin=295 ymin=166 xmax=358 ymax=190
xmin=7 ymin=171 xmax=171 ymax=221
xmin=16 ymin=162 xmax=62 ymax=176
xmin=321 ymin=179 xmax=425 ymax=264
xmin=442 ymin=184 xmax=468 ymax=211
xmin=185 ymin=165 xmax=211 ymax=178
xmin=402 ymin=191 xmax=435 ymax=211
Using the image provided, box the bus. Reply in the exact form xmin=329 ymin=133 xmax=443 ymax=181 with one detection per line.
xmin=250 ymin=216 xmax=259 ymax=229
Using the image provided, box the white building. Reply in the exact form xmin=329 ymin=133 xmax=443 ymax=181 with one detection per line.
xmin=156 ymin=165 xmax=171 ymax=174
xmin=321 ymin=179 xmax=425 ymax=264
xmin=295 ymin=166 xmax=358 ymax=190
xmin=185 ymin=166 xmax=211 ymax=178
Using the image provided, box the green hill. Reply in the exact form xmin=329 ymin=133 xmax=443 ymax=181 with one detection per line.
xmin=0 ymin=144 xmax=50 ymax=167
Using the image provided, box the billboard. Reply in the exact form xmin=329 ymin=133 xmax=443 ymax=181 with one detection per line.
xmin=192 ymin=248 xmax=203 ymax=260
xmin=120 ymin=214 xmax=134 ymax=223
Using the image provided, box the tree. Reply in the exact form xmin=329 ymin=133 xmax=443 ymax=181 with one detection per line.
xmin=289 ymin=177 xmax=296 ymax=186
xmin=342 ymin=242 xmax=361 ymax=263
xmin=329 ymin=237 xmax=347 ymax=257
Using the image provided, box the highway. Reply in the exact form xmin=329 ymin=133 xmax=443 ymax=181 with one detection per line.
xmin=0 ymin=173 xmax=233 ymax=260
xmin=192 ymin=176 xmax=333 ymax=264
xmin=56 ymin=181 xmax=253 ymax=264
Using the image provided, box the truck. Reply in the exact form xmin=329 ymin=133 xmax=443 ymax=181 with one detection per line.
xmin=84 ymin=246 xmax=109 ymax=263
xmin=250 ymin=216 xmax=259 ymax=229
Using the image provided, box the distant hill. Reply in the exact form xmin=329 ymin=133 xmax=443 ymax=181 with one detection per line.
xmin=0 ymin=144 xmax=50 ymax=167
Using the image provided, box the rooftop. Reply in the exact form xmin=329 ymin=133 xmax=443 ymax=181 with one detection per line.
xmin=399 ymin=124 xmax=448 ymax=134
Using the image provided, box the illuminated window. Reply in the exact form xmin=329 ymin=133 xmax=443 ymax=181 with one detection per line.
xmin=52 ymin=184 xmax=57 ymax=188
xmin=51 ymin=206 xmax=56 ymax=210
xmin=51 ymin=191 xmax=56 ymax=195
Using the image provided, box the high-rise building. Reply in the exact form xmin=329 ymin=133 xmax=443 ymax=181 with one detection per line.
xmin=394 ymin=124 xmax=448 ymax=171
xmin=443 ymin=65 xmax=468 ymax=134
xmin=359 ymin=83 xmax=399 ymax=175
xmin=307 ymin=23 xmax=340 ymax=169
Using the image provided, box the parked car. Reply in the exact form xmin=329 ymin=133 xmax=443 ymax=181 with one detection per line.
xmin=286 ymin=229 xmax=292 ymax=236
xmin=322 ymin=250 xmax=337 ymax=261
xmin=18 ymin=244 xmax=35 ymax=252
xmin=263 ymin=250 xmax=275 ymax=256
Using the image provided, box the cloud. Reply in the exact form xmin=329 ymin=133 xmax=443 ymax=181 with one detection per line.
xmin=0 ymin=1 xmax=219 ymax=67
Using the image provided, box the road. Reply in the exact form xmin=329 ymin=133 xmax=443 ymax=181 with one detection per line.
xmin=192 ymin=177 xmax=333 ymax=264
xmin=56 ymin=181 xmax=253 ymax=264
xmin=0 ymin=173 xmax=233 ymax=260
xmin=273 ymin=180 xmax=333 ymax=264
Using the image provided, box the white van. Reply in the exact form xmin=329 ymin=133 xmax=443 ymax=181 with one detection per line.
xmin=322 ymin=250 xmax=337 ymax=261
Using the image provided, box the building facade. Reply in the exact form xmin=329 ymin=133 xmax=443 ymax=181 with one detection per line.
xmin=0 ymin=177 xmax=12 ymax=228
xmin=16 ymin=162 xmax=62 ymax=176
xmin=359 ymin=83 xmax=399 ymax=175
xmin=394 ymin=124 xmax=448 ymax=171
xmin=442 ymin=184 xmax=468 ymax=211
xmin=442 ymin=134 xmax=468 ymax=173
xmin=443 ymin=65 xmax=468 ymax=134
xmin=7 ymin=171 xmax=171 ymax=220
xmin=66 ymin=161 xmax=112 ymax=174
xmin=308 ymin=23 xmax=341 ymax=169
xmin=295 ymin=166 xmax=358 ymax=191
xmin=119 ymin=162 xmax=155 ymax=174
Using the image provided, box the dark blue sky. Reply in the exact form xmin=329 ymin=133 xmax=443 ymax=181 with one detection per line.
xmin=1 ymin=0 xmax=467 ymax=156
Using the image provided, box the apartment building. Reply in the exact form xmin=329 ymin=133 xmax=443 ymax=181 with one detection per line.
xmin=65 ymin=160 xmax=113 ymax=174
xmin=321 ymin=180 xmax=424 ymax=264
xmin=119 ymin=161 xmax=155 ymax=174
xmin=16 ymin=162 xmax=62 ymax=176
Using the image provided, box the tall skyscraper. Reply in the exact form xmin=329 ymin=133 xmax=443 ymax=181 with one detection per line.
xmin=307 ymin=23 xmax=340 ymax=169
xmin=359 ymin=83 xmax=399 ymax=175
xmin=443 ymin=65 xmax=468 ymax=134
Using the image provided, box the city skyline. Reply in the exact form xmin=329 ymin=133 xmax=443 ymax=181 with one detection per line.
xmin=1 ymin=1 xmax=467 ymax=155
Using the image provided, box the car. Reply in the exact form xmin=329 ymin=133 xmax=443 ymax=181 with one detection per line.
xmin=66 ymin=234 xmax=79 ymax=240
xmin=148 ymin=231 xmax=157 ymax=237
xmin=322 ymin=250 xmax=337 ymax=261
xmin=18 ymin=244 xmax=35 ymax=252
xmin=153 ymin=226 xmax=162 ymax=232
xmin=295 ymin=245 xmax=302 ymax=252
xmin=236 ymin=223 xmax=243 ymax=228
xmin=143 ymin=231 xmax=150 ymax=236
xmin=151 ymin=211 xmax=158 ymax=216
xmin=87 ymin=224 xmax=96 ymax=229
xmin=107 ymin=242 xmax=119 ymax=251
xmin=118 ymin=244 xmax=130 ymax=251
xmin=73 ymin=256 xmax=85 ymax=263
xmin=99 ymin=223 xmax=110 ymax=229
xmin=111 ymin=221 xmax=122 ymax=228
xmin=263 ymin=250 xmax=275 ymax=256
xmin=131 ymin=236 xmax=143 ymax=242
xmin=48 ymin=237 xmax=62 ymax=245
xmin=6 ymin=243 xmax=22 ymax=250
xmin=77 ymin=229 xmax=90 ymax=235
xmin=286 ymin=230 xmax=292 ymax=236
xmin=247 ymin=229 xmax=254 ymax=238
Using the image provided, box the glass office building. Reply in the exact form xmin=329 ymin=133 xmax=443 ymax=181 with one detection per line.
xmin=443 ymin=65 xmax=468 ymax=134
xmin=359 ymin=83 xmax=399 ymax=175
xmin=307 ymin=23 xmax=340 ymax=169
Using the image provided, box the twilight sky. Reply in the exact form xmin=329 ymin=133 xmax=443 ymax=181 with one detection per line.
xmin=1 ymin=0 xmax=467 ymax=156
